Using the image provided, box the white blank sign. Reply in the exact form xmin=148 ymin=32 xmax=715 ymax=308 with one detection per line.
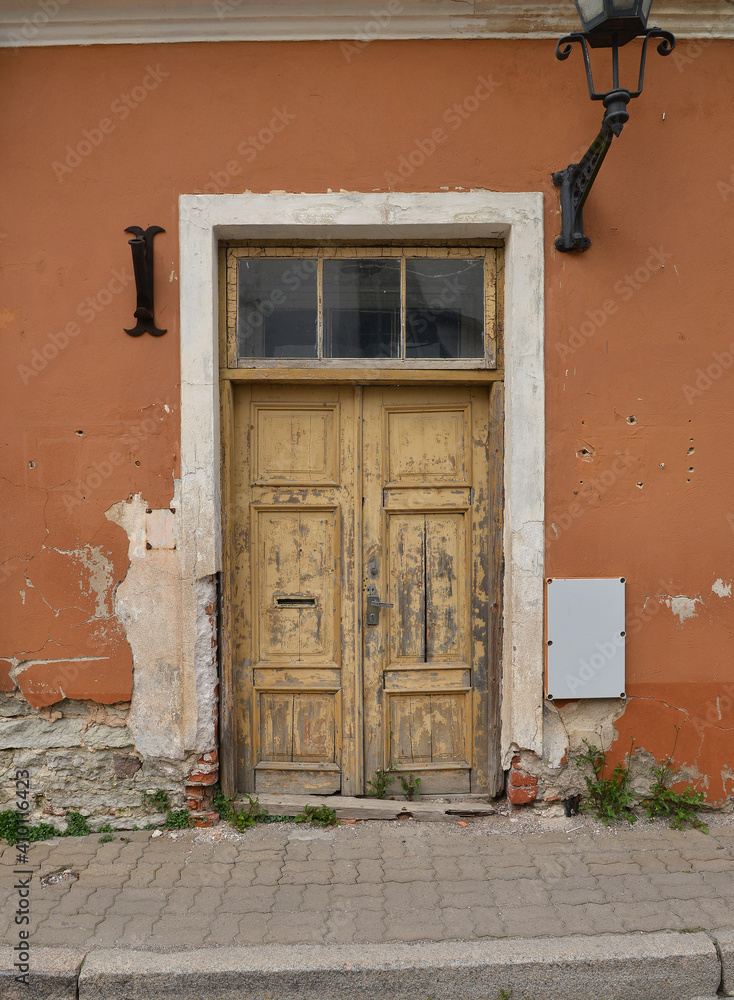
xmin=547 ymin=577 xmax=626 ymax=700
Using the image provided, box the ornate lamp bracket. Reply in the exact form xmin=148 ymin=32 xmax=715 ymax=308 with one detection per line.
xmin=553 ymin=27 xmax=676 ymax=253
xmin=124 ymin=225 xmax=167 ymax=336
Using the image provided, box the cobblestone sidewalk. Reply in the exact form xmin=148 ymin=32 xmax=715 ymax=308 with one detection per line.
xmin=1 ymin=814 xmax=733 ymax=952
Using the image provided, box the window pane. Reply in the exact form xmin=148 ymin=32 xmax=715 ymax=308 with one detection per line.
xmin=323 ymin=259 xmax=400 ymax=359
xmin=237 ymin=258 xmax=317 ymax=358
xmin=405 ymin=259 xmax=484 ymax=359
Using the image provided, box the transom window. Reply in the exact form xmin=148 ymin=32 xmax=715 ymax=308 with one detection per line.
xmin=224 ymin=245 xmax=501 ymax=369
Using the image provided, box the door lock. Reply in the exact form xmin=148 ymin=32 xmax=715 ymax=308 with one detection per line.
xmin=365 ymin=584 xmax=393 ymax=626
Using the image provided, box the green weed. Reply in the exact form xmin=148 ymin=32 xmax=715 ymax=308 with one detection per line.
xmin=141 ymin=789 xmax=170 ymax=812
xmin=367 ymin=762 xmax=397 ymax=798
xmin=643 ymin=727 xmax=708 ymax=833
xmin=295 ymin=803 xmax=338 ymax=827
xmin=400 ymin=771 xmax=422 ymax=801
xmin=164 ymin=809 xmax=195 ymax=830
xmin=576 ymin=736 xmax=637 ymax=825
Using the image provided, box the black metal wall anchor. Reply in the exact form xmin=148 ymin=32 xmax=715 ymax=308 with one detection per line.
xmin=553 ymin=118 xmax=616 ymax=253
xmin=124 ymin=225 xmax=167 ymax=336
xmin=553 ymin=27 xmax=676 ymax=252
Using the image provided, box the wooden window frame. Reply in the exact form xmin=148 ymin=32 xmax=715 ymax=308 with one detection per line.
xmin=223 ymin=243 xmax=504 ymax=373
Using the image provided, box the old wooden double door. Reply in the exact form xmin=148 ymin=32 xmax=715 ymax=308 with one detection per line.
xmin=231 ymin=382 xmax=502 ymax=797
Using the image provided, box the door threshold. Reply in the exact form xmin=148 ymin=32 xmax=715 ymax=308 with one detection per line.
xmin=244 ymin=793 xmax=498 ymax=823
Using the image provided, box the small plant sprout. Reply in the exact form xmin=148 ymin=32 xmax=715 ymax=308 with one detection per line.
xmin=576 ymin=735 xmax=637 ymax=825
xmin=367 ymin=762 xmax=397 ymax=798
xmin=400 ymin=771 xmax=422 ymax=801
xmin=643 ymin=726 xmax=708 ymax=833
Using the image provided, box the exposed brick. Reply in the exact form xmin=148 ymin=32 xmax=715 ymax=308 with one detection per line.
xmin=191 ymin=812 xmax=219 ymax=828
xmin=509 ymin=770 xmax=539 ymax=788
xmin=507 ymin=784 xmax=537 ymax=805
xmin=187 ymin=771 xmax=217 ymax=785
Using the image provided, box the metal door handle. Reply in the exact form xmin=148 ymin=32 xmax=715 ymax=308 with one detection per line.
xmin=365 ymin=584 xmax=393 ymax=626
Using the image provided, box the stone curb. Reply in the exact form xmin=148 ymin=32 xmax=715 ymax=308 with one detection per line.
xmin=1 ymin=931 xmax=728 ymax=1000
xmin=0 ymin=946 xmax=86 ymax=1000
xmin=712 ymin=928 xmax=734 ymax=996
xmin=83 ymin=931 xmax=722 ymax=1000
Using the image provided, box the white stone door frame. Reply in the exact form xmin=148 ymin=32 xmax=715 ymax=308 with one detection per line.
xmin=178 ymin=190 xmax=546 ymax=766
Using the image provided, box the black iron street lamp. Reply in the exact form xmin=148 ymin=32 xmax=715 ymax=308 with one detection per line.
xmin=553 ymin=0 xmax=676 ymax=252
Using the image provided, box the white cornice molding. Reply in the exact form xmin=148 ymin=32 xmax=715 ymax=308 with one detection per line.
xmin=1 ymin=1 xmax=732 ymax=48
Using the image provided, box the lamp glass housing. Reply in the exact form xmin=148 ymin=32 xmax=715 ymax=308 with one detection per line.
xmin=573 ymin=0 xmax=653 ymax=46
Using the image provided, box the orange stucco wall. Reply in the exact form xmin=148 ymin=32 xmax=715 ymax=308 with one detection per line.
xmin=1 ymin=38 xmax=733 ymax=801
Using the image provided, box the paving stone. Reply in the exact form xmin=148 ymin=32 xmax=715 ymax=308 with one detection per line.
xmin=86 ymin=913 xmax=131 ymax=947
xmin=107 ymin=888 xmax=172 ymax=917
xmin=550 ymin=884 xmax=607 ymax=906
xmin=584 ymin=902 xmax=626 ymax=933
xmin=83 ymin=886 xmax=122 ymax=915
xmin=301 ymin=883 xmax=331 ymax=910
xmin=160 ymin=886 xmax=199 ymax=914
xmin=253 ymin=862 xmax=284 ymax=883
xmin=595 ymin=874 xmax=665 ymax=901
xmin=698 ymin=896 xmax=734 ymax=927
xmin=352 ymin=908 xmax=386 ymax=941
xmin=325 ymin=910 xmax=356 ymax=943
xmin=266 ymin=911 xmax=329 ymax=944
xmin=219 ymin=885 xmax=278 ymax=913
xmin=178 ymin=862 xmax=233 ymax=887
xmin=234 ymin=915 xmax=271 ymax=945
xmin=500 ymin=904 xmax=559 ymax=937
xmin=613 ymin=900 xmax=685 ymax=933
xmin=333 ymin=887 xmax=385 ymax=911
xmin=356 ymin=858 xmax=383 ymax=882
xmin=485 ymin=864 xmax=540 ymax=880
xmin=383 ymin=907 xmax=446 ymax=942
xmin=227 ymin=863 xmax=257 ymax=885
xmin=119 ymin=913 xmax=157 ymax=945
xmin=152 ymin=915 xmax=217 ymax=947
xmin=195 ymin=886 xmax=225 ymax=913
xmin=150 ymin=863 xmax=187 ymax=888
xmin=125 ymin=858 xmax=161 ymax=889
xmin=273 ymin=884 xmax=304 ymax=911
xmin=498 ymin=879 xmax=553 ymax=908
xmin=205 ymin=913 xmax=244 ymax=946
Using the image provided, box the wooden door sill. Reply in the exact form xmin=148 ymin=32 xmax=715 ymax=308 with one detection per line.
xmin=241 ymin=793 xmax=498 ymax=823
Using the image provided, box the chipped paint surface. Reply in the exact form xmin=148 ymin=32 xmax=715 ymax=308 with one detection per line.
xmin=662 ymin=595 xmax=702 ymax=624
xmin=712 ymin=578 xmax=732 ymax=598
xmin=105 ymin=491 xmax=216 ymax=763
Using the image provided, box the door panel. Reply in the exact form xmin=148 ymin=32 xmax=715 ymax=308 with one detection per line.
xmin=232 ymin=382 xmax=500 ymax=797
xmin=233 ymin=384 xmax=359 ymax=794
xmin=362 ymin=386 xmax=492 ymax=795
